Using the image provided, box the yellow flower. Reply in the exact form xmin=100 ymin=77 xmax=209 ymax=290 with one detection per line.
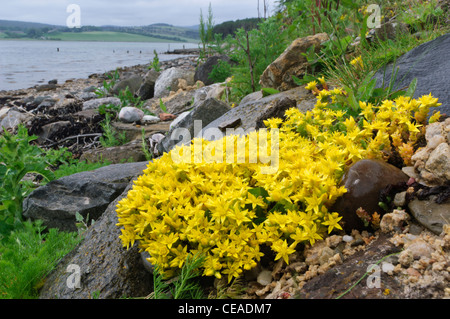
xmin=272 ymin=239 xmax=296 ymax=264
xmin=350 ymin=56 xmax=364 ymax=69
xmin=321 ymin=212 xmax=343 ymax=234
xmin=305 ymin=80 xmax=318 ymax=90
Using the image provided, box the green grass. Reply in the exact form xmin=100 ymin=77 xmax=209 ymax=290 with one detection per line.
xmin=0 ymin=220 xmax=80 ymax=299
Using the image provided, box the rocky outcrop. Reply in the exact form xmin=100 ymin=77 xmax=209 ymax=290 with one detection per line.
xmin=38 ymin=178 xmax=152 ymax=299
xmin=259 ymin=33 xmax=329 ymax=92
xmin=373 ymin=32 xmax=450 ymax=117
xmin=22 ymin=162 xmax=148 ymax=232
xmin=200 ymin=86 xmax=316 ymax=139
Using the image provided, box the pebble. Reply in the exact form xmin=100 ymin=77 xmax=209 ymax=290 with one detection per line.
xmin=382 ymin=262 xmax=395 ymax=274
xmin=257 ymin=270 xmax=272 ymax=286
xmin=118 ymin=106 xmax=144 ymax=123
xmin=343 ymin=235 xmax=354 ymax=242
xmin=142 ymin=115 xmax=160 ymax=123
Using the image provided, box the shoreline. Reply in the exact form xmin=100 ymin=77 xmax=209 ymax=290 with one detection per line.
xmin=0 ymin=53 xmax=199 ymax=95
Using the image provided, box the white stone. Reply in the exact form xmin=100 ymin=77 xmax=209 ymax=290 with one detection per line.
xmin=382 ymin=262 xmax=395 ymax=274
xmin=118 ymin=107 xmax=144 ymax=123
xmin=343 ymin=235 xmax=354 ymax=242
xmin=142 ymin=115 xmax=160 ymax=123
xmin=257 ymin=270 xmax=272 ymax=286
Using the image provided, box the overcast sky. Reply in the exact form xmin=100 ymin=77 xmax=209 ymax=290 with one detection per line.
xmin=0 ymin=0 xmax=277 ymax=27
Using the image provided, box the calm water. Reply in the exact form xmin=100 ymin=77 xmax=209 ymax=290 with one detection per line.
xmin=0 ymin=40 xmax=199 ymax=91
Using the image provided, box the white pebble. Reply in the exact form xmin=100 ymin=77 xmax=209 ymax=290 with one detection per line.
xmin=382 ymin=262 xmax=395 ymax=273
xmin=343 ymin=235 xmax=354 ymax=242
xmin=257 ymin=270 xmax=272 ymax=286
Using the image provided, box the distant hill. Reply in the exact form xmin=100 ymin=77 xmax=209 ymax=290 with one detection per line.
xmin=213 ymin=18 xmax=262 ymax=38
xmin=0 ymin=19 xmax=58 ymax=30
xmin=0 ymin=19 xmax=200 ymax=42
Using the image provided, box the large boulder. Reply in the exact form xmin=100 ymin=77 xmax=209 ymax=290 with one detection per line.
xmin=22 ymin=162 xmax=148 ymax=232
xmin=200 ymin=86 xmax=316 ymax=139
xmin=259 ymin=33 xmax=329 ymax=92
xmin=194 ymin=55 xmax=234 ymax=86
xmin=331 ymin=159 xmax=410 ymax=232
xmin=38 ymin=179 xmax=152 ymax=299
xmin=154 ymin=67 xmax=195 ymax=99
xmin=373 ymin=32 xmax=450 ymax=117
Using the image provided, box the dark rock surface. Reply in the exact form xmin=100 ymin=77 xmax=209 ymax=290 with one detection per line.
xmin=38 ymin=179 xmax=152 ymax=299
xmin=331 ymin=159 xmax=410 ymax=232
xmin=294 ymin=233 xmax=403 ymax=299
xmin=373 ymin=32 xmax=450 ymax=117
xmin=23 ymin=161 xmax=148 ymax=232
xmin=200 ymin=86 xmax=316 ymax=139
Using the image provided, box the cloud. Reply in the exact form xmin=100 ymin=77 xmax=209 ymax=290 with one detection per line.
xmin=0 ymin=0 xmax=275 ymax=27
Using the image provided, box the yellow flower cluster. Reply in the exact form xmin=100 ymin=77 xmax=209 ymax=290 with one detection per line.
xmin=116 ymin=84 xmax=440 ymax=282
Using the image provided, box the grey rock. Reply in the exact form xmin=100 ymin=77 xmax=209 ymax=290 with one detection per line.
xmin=118 ymin=106 xmax=144 ymax=123
xmin=22 ymin=162 xmax=148 ymax=232
xmin=78 ymin=92 xmax=98 ymax=101
xmin=142 ymin=115 xmax=160 ymax=124
xmin=373 ymin=33 xmax=450 ymax=117
xmin=154 ymin=67 xmax=195 ymax=99
xmin=37 ymin=121 xmax=71 ymax=143
xmin=111 ymin=75 xmax=143 ymax=95
xmin=200 ymin=86 xmax=316 ymax=140
xmin=36 ymin=84 xmax=57 ymax=92
xmin=38 ymin=178 xmax=152 ymax=299
xmin=82 ymin=97 xmax=121 ymax=111
xmin=137 ymin=69 xmax=160 ymax=100
xmin=157 ymin=98 xmax=231 ymax=154
xmin=81 ymin=140 xmax=150 ymax=164
xmin=0 ymin=110 xmax=32 ymax=132
xmin=408 ymin=196 xmax=450 ymax=235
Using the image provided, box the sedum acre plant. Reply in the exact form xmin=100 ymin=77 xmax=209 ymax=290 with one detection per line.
xmin=116 ymin=83 xmax=440 ymax=282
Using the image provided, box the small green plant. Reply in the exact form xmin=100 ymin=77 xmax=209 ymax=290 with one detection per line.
xmin=99 ymin=113 xmax=128 ymax=148
xmin=148 ymin=253 xmax=205 ymax=299
xmin=0 ymin=125 xmax=55 ymax=235
xmin=397 ymin=0 xmax=444 ymax=32
xmin=208 ymin=60 xmax=232 ymax=84
xmin=75 ymin=212 xmax=95 ymax=239
xmin=141 ymin=128 xmax=153 ymax=162
xmin=95 ymin=69 xmax=120 ymax=97
xmin=158 ymin=98 xmax=167 ymax=113
xmin=117 ymin=87 xmax=145 ymax=110
xmin=149 ymin=50 xmax=161 ymax=72
xmin=0 ymin=219 xmax=80 ymax=298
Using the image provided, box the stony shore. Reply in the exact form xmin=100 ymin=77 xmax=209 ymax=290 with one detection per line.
xmin=1 ymin=44 xmax=449 ymax=299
